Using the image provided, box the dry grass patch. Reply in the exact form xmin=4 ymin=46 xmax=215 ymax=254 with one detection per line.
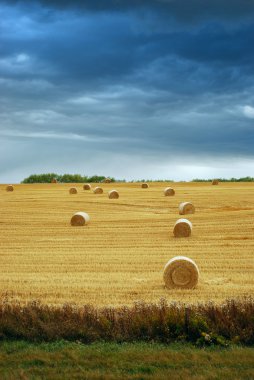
xmin=0 ymin=182 xmax=253 ymax=306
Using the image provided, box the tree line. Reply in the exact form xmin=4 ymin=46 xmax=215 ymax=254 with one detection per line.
xmin=192 ymin=177 xmax=254 ymax=182
xmin=22 ymin=173 xmax=116 ymax=183
xmin=21 ymin=174 xmax=254 ymax=183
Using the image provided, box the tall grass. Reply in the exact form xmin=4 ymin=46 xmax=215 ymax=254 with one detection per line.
xmin=0 ymin=296 xmax=253 ymax=346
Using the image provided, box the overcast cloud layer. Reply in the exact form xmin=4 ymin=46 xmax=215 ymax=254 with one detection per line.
xmin=1 ymin=0 xmax=254 ymax=182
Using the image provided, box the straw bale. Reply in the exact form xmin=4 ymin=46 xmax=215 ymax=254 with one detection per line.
xmin=93 ymin=187 xmax=103 ymax=194
xmin=179 ymin=202 xmax=195 ymax=215
xmin=163 ymin=256 xmax=199 ymax=289
xmin=164 ymin=187 xmax=175 ymax=196
xmin=173 ymin=218 xmax=192 ymax=237
xmin=108 ymin=190 xmax=119 ymax=199
xmin=71 ymin=212 xmax=90 ymax=226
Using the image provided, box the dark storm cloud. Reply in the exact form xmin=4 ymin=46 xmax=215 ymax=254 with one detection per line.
xmin=1 ymin=6 xmax=254 ymax=91
xmin=0 ymin=0 xmax=254 ymax=181
xmin=3 ymin=0 xmax=254 ymax=22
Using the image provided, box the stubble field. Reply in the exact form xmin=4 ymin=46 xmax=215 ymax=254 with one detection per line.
xmin=0 ymin=182 xmax=253 ymax=306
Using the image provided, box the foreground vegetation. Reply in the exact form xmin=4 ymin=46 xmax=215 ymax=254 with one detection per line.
xmin=0 ymin=297 xmax=253 ymax=346
xmin=0 ymin=341 xmax=253 ymax=380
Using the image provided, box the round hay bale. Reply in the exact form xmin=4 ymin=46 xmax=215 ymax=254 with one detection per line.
xmin=141 ymin=183 xmax=149 ymax=189
xmin=93 ymin=186 xmax=103 ymax=194
xmin=51 ymin=178 xmax=57 ymax=184
xmin=71 ymin=212 xmax=90 ymax=226
xmin=179 ymin=202 xmax=195 ymax=215
xmin=212 ymin=179 xmax=219 ymax=185
xmin=69 ymin=187 xmax=78 ymax=194
xmin=163 ymin=256 xmax=199 ymax=289
xmin=108 ymin=190 xmax=119 ymax=199
xmin=6 ymin=185 xmax=14 ymax=192
xmin=164 ymin=187 xmax=175 ymax=196
xmin=83 ymin=184 xmax=91 ymax=190
xmin=173 ymin=218 xmax=192 ymax=237
xmin=104 ymin=178 xmax=111 ymax=183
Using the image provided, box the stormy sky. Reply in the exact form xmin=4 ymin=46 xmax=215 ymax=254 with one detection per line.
xmin=1 ymin=0 xmax=254 ymax=182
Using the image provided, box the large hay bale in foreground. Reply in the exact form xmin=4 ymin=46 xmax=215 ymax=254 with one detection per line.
xmin=164 ymin=187 xmax=175 ymax=196
xmin=141 ymin=183 xmax=149 ymax=189
xmin=69 ymin=187 xmax=77 ymax=194
xmin=83 ymin=184 xmax=91 ymax=190
xmin=173 ymin=218 xmax=192 ymax=237
xmin=212 ymin=179 xmax=219 ymax=185
xmin=71 ymin=212 xmax=90 ymax=226
xmin=6 ymin=185 xmax=14 ymax=192
xmin=163 ymin=256 xmax=199 ymax=289
xmin=179 ymin=202 xmax=195 ymax=215
xmin=108 ymin=190 xmax=119 ymax=199
xmin=93 ymin=187 xmax=103 ymax=194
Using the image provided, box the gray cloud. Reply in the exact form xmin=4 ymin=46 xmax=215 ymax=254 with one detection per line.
xmin=0 ymin=1 xmax=254 ymax=181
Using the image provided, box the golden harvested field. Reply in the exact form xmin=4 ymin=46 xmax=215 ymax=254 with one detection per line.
xmin=0 ymin=182 xmax=254 ymax=306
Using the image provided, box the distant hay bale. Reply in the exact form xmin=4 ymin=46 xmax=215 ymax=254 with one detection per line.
xmin=51 ymin=178 xmax=57 ymax=184
xmin=108 ymin=190 xmax=119 ymax=199
xmin=6 ymin=185 xmax=14 ymax=192
xmin=83 ymin=184 xmax=91 ymax=190
xmin=93 ymin=186 xmax=103 ymax=194
xmin=141 ymin=183 xmax=149 ymax=188
xmin=69 ymin=187 xmax=78 ymax=194
xmin=179 ymin=202 xmax=195 ymax=215
xmin=71 ymin=212 xmax=90 ymax=226
xmin=212 ymin=179 xmax=219 ymax=185
xmin=104 ymin=178 xmax=111 ymax=183
xmin=164 ymin=187 xmax=175 ymax=196
xmin=173 ymin=218 xmax=192 ymax=237
xmin=163 ymin=256 xmax=199 ymax=289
